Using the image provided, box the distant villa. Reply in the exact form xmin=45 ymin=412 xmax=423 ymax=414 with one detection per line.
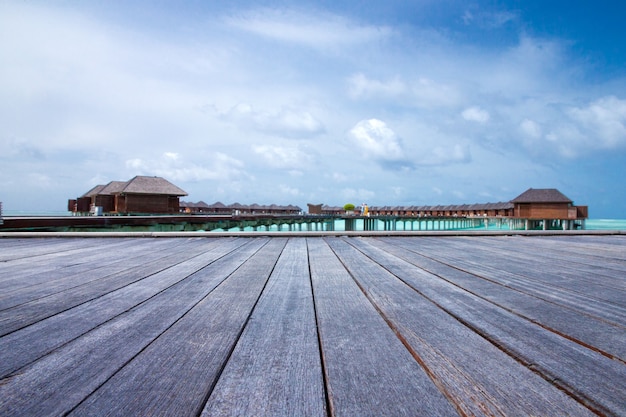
xmin=179 ymin=201 xmax=302 ymax=216
xmin=309 ymin=188 xmax=588 ymax=220
xmin=68 ymin=176 xmax=187 ymax=215
xmin=69 ymin=178 xmax=588 ymax=226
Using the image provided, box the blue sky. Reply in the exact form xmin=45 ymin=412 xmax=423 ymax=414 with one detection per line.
xmin=1 ymin=1 xmax=625 ymax=217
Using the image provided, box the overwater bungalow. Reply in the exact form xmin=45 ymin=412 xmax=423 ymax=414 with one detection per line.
xmin=68 ymin=176 xmax=187 ymax=215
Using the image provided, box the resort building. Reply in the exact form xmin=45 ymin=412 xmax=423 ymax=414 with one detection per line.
xmin=69 ymin=176 xmax=187 ymax=215
xmin=306 ymin=188 xmax=587 ymax=230
xmin=315 ymin=188 xmax=586 ymax=220
xmin=511 ymin=188 xmax=588 ymax=220
xmin=180 ymin=201 xmax=302 ymax=216
xmin=67 ymin=181 xmax=586 ymax=231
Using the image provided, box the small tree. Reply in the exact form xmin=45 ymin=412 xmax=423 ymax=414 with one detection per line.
xmin=343 ymin=203 xmax=355 ymax=212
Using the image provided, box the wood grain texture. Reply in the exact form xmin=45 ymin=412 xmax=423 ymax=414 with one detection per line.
xmin=0 ymin=235 xmax=624 ymax=416
xmin=308 ymin=238 xmax=458 ymax=416
xmin=71 ymin=238 xmax=284 ymax=417
xmin=362 ymin=236 xmax=626 ymax=416
xmin=201 ymin=238 xmax=326 ymax=417
xmin=333 ymin=237 xmax=596 ymax=416
xmin=373 ymin=236 xmax=626 ymax=360
xmin=0 ymin=238 xmax=250 ymax=378
xmin=0 ymin=238 xmax=267 ymax=415
xmin=0 ymin=238 xmax=231 ymax=335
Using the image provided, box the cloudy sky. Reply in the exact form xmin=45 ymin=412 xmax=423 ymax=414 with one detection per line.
xmin=1 ymin=1 xmax=625 ymax=217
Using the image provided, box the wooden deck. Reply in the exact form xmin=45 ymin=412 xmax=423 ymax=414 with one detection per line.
xmin=0 ymin=235 xmax=624 ymax=416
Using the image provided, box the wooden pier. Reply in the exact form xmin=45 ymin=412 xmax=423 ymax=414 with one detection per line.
xmin=0 ymin=214 xmax=338 ymax=233
xmin=0 ymin=214 xmax=585 ymax=233
xmin=1 ymin=234 xmax=625 ymax=416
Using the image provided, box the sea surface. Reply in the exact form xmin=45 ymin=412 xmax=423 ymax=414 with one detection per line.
xmin=585 ymin=219 xmax=626 ymax=230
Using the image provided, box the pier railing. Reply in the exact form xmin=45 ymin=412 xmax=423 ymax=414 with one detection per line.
xmin=0 ymin=213 xmax=585 ymax=232
xmin=346 ymin=215 xmax=585 ymax=231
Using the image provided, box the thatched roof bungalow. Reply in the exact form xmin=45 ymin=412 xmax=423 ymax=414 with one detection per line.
xmin=69 ymin=176 xmax=187 ymax=215
xmin=511 ymin=188 xmax=587 ymax=219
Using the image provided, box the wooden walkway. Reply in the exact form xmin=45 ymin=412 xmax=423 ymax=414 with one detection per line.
xmin=0 ymin=235 xmax=625 ymax=416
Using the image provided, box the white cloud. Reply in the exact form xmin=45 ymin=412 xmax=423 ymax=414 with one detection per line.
xmin=412 ymin=78 xmax=461 ymax=108
xmin=568 ymin=96 xmax=626 ymax=149
xmin=423 ymin=144 xmax=471 ymax=166
xmin=462 ymin=10 xmax=518 ymax=28
xmin=340 ymin=187 xmax=376 ymax=202
xmin=329 ymin=172 xmax=350 ymax=182
xmin=347 ymin=74 xmax=460 ymax=109
xmin=225 ymin=8 xmax=392 ymax=50
xmin=126 ymin=152 xmax=246 ymax=182
xmin=462 ymin=107 xmax=490 ymax=123
xmin=390 ymin=187 xmax=405 ymax=198
xmin=348 ymin=73 xmax=406 ymax=99
xmin=478 ymin=36 xmax=569 ymax=98
xmin=349 ymin=119 xmax=404 ymax=162
xmin=278 ymin=184 xmax=301 ymax=196
xmin=252 ymin=144 xmax=314 ymax=169
xmin=519 ymin=119 xmax=542 ymax=139
xmin=223 ymin=103 xmax=325 ymax=138
xmin=512 ymin=96 xmax=626 ymax=158
xmin=163 ymin=152 xmax=180 ymax=161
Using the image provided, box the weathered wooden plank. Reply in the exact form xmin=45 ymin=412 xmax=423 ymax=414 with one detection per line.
xmin=351 ymin=237 xmax=626 ymax=416
xmin=433 ymin=236 xmax=626 ymax=317
xmin=0 ymin=238 xmax=242 ymax=336
xmin=0 ymin=238 xmax=270 ymax=416
xmin=0 ymin=238 xmax=256 ymax=378
xmin=389 ymin=236 xmax=626 ymax=322
xmin=0 ymin=237 xmax=179 ymax=284
xmin=306 ymin=237 xmax=459 ymax=416
xmin=0 ymin=235 xmax=624 ymax=417
xmin=434 ymin=236 xmax=626 ymax=293
xmin=0 ymin=239 xmax=155 ymax=286
xmin=0 ymin=237 xmax=91 ymax=262
xmin=484 ymin=236 xmax=626 ymax=285
xmin=493 ymin=235 xmax=626 ymax=264
xmin=0 ymin=241 xmax=117 ymax=288
xmin=0 ymin=238 xmax=222 ymax=306
xmin=328 ymin=237 xmax=595 ymax=416
xmin=69 ymin=238 xmax=287 ymax=417
xmin=0 ymin=238 xmax=192 ymax=308
xmin=200 ymin=238 xmax=326 ymax=417
xmin=373 ymin=237 xmax=626 ymax=361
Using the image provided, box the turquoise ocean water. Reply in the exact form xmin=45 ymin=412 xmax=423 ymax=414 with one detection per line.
xmin=308 ymin=218 xmax=626 ymax=232
xmin=585 ymin=219 xmax=626 ymax=230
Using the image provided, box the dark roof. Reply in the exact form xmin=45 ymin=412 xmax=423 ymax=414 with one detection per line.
xmin=120 ymin=176 xmax=187 ymax=196
xmin=99 ymin=181 xmax=129 ymax=195
xmin=81 ymin=184 xmax=107 ymax=198
xmin=81 ymin=181 xmax=128 ymax=197
xmin=180 ymin=201 xmax=210 ymax=208
xmin=511 ymin=188 xmax=572 ymax=204
xmin=82 ymin=177 xmax=187 ymax=198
